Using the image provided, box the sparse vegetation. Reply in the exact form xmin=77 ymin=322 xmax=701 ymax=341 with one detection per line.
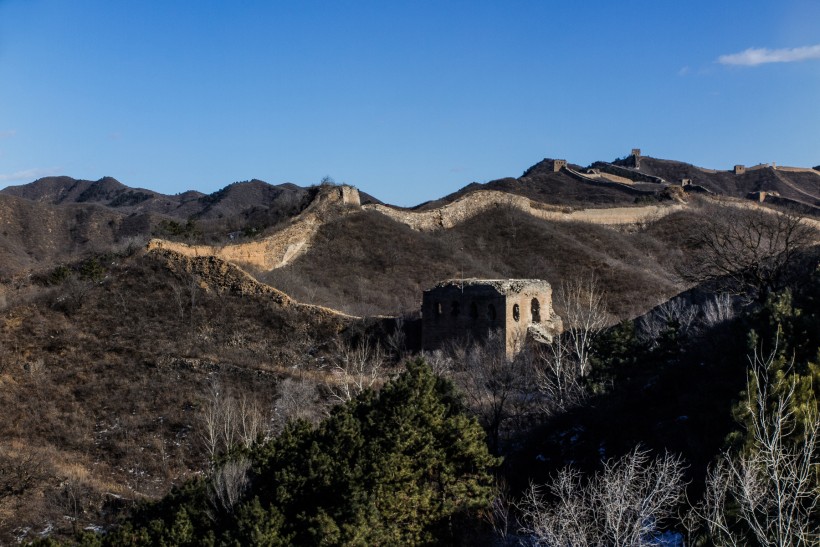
xmin=1 ymin=157 xmax=819 ymax=543
xmin=81 ymin=361 xmax=498 ymax=545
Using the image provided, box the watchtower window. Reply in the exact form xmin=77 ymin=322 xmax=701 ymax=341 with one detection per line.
xmin=470 ymin=301 xmax=478 ymax=320
xmin=487 ymin=304 xmax=497 ymax=321
xmin=512 ymin=304 xmax=520 ymax=322
xmin=531 ymin=298 xmax=541 ymax=323
xmin=451 ymin=301 xmax=460 ymax=317
xmin=435 ymin=301 xmax=443 ymax=318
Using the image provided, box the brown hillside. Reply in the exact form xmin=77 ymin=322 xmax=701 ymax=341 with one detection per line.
xmin=635 ymin=157 xmax=820 ymax=205
xmin=0 ymin=194 xmax=145 ymax=278
xmin=413 ymin=162 xmax=654 ymax=212
xmin=0 ymin=248 xmax=352 ymax=541
xmin=261 ymin=204 xmax=702 ymax=319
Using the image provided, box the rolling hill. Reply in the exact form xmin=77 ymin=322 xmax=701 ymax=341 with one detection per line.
xmin=1 ymin=151 xmax=819 ymax=541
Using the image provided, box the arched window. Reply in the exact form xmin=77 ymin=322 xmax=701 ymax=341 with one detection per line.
xmin=470 ymin=301 xmax=478 ymax=320
xmin=512 ymin=304 xmax=520 ymax=322
xmin=451 ymin=301 xmax=460 ymax=317
xmin=487 ymin=304 xmax=497 ymax=321
xmin=531 ymin=298 xmax=541 ymax=323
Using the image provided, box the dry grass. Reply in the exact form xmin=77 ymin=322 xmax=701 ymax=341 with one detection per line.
xmin=260 ymin=205 xmax=703 ymax=320
xmin=0 ymin=249 xmax=354 ymax=542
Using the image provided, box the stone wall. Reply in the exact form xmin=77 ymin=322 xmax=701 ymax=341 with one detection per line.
xmin=590 ymin=162 xmax=666 ymax=184
xmin=150 ymin=185 xmax=686 ymax=275
xmin=563 ymin=167 xmax=650 ymax=195
xmin=421 ymin=279 xmax=559 ymax=358
xmin=146 ymin=185 xmax=360 ymax=270
xmin=775 ymin=166 xmax=820 ymax=174
xmin=364 ymin=191 xmax=684 ymax=232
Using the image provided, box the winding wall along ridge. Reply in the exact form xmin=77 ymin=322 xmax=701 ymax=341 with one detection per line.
xmin=362 ymin=190 xmax=684 ymax=231
xmin=149 ymin=186 xmax=688 ymax=272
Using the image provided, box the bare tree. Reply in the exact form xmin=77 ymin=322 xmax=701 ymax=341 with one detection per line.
xmin=169 ymin=280 xmax=188 ymax=322
xmin=0 ymin=447 xmax=44 ymax=503
xmin=518 ymin=447 xmax=688 ymax=546
xmin=451 ymin=331 xmax=536 ymax=454
xmin=201 ymin=380 xmax=269 ymax=464
xmin=695 ymin=346 xmax=819 ymax=546
xmin=482 ymin=479 xmax=516 ymax=545
xmin=681 ymin=205 xmax=816 ymax=301
xmin=533 ymin=335 xmax=587 ymax=415
xmin=59 ymin=468 xmax=91 ymax=534
xmin=53 ymin=277 xmax=95 ymax=315
xmin=519 ymin=469 xmax=592 ymax=547
xmin=237 ymin=394 xmax=266 ymax=447
xmin=201 ymin=381 xmax=223 ymax=463
xmin=209 ymin=457 xmax=251 ymax=515
xmin=420 ymin=348 xmax=453 ymax=377
xmin=638 ymin=297 xmax=699 ymax=348
xmin=325 ymin=339 xmax=386 ymax=403
xmin=272 ymin=377 xmax=323 ymax=434
xmin=556 ymin=276 xmax=611 ymax=377
xmin=385 ymin=316 xmax=407 ymax=361
xmin=701 ymin=292 xmax=735 ymax=327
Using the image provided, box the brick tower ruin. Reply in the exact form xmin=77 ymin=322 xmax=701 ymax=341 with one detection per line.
xmin=421 ymin=279 xmax=562 ymax=358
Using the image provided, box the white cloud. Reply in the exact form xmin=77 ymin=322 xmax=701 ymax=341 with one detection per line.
xmin=678 ymin=66 xmax=691 ymax=76
xmin=0 ymin=168 xmax=61 ymax=183
xmin=718 ymin=44 xmax=820 ymax=66
xmin=0 ymin=130 xmax=16 ymax=139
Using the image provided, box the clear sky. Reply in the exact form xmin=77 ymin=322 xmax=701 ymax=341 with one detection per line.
xmin=0 ymin=0 xmax=818 ymax=206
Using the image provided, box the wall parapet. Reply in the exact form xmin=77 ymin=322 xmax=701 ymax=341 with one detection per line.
xmin=590 ymin=162 xmax=666 ymax=184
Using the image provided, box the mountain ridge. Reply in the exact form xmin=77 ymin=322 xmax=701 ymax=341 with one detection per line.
xmin=4 ymin=152 xmax=819 ymax=212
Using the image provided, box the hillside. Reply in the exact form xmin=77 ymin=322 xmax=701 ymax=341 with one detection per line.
xmin=636 ymin=156 xmax=820 ymax=204
xmin=0 ymin=247 xmax=355 ymax=542
xmin=413 ymin=164 xmax=648 ymax=212
xmin=261 ymin=205 xmax=699 ymax=319
xmin=407 ymin=153 xmax=820 ymax=217
xmin=0 ymin=193 xmax=148 ymax=278
xmin=3 ymin=153 xmax=819 ymax=318
xmin=2 ymin=153 xmax=820 ymax=541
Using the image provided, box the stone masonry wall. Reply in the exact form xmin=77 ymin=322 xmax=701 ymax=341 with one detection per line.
xmin=421 ymin=280 xmax=558 ymax=358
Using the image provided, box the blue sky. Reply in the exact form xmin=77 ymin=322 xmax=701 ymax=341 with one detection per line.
xmin=0 ymin=1 xmax=818 ymax=206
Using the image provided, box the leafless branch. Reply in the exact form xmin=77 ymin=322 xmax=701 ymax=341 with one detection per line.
xmin=696 ymin=343 xmax=820 ymax=546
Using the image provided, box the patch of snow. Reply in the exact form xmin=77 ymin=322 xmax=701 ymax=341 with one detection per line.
xmin=653 ymin=530 xmax=684 ymax=546
xmin=14 ymin=527 xmax=31 ymax=542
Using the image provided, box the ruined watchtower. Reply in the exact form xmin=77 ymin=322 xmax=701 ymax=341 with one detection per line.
xmin=630 ymin=148 xmax=642 ymax=169
xmin=551 ymin=159 xmax=567 ymax=172
xmin=421 ymin=279 xmax=562 ymax=358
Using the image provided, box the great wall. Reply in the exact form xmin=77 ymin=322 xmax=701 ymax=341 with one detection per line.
xmin=149 ymin=246 xmax=356 ymax=321
xmin=148 ymin=183 xmax=820 ymax=271
xmin=148 ymin=184 xmax=687 ymax=272
xmin=147 ymin=153 xmax=820 ymax=276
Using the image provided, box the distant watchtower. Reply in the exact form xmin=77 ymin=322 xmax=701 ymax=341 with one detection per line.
xmin=551 ymin=159 xmax=567 ymax=172
xmin=421 ymin=279 xmax=562 ymax=358
xmin=734 ymin=165 xmax=746 ymax=175
xmin=630 ymin=148 xmax=642 ymax=169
